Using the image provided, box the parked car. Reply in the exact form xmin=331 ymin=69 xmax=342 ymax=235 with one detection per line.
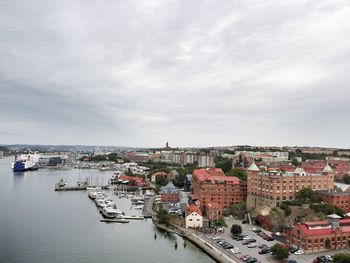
xmin=230 ymin=247 xmax=241 ymax=254
xmin=243 ymin=235 xmax=252 ymax=240
xmin=273 ymin=232 xmax=282 ymax=236
xmin=247 ymin=243 xmax=257 ymax=248
xmin=240 ymin=255 xmax=250 ymax=261
xmin=246 ymin=257 xmax=257 ymax=263
xmin=234 ymin=236 xmax=244 ymax=241
xmin=258 ymin=244 xmax=268 ymax=249
xmin=288 ymin=260 xmax=298 ymax=263
xmin=258 ymin=248 xmax=270 ymax=254
xmin=242 ymin=220 xmax=248 ymax=224
xmin=294 ymin=249 xmax=304 ymax=255
xmin=289 ymin=247 xmax=299 ymax=253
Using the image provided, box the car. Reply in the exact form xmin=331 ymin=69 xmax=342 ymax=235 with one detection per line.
xmin=231 ymin=248 xmax=241 ymax=254
xmin=258 ymin=244 xmax=268 ymax=249
xmin=243 ymin=235 xmax=252 ymax=240
xmin=242 ymin=220 xmax=248 ymax=224
xmin=325 ymin=255 xmax=333 ymax=261
xmin=252 ymin=227 xmax=261 ymax=233
xmin=223 ymin=244 xmax=234 ymax=249
xmin=289 ymin=247 xmax=299 ymax=253
xmin=246 ymin=257 xmax=257 ymax=263
xmin=258 ymin=248 xmax=270 ymax=254
xmin=288 ymin=260 xmax=298 ymax=263
xmin=266 ymin=236 xmax=274 ymax=241
xmin=294 ymin=249 xmax=304 ymax=255
xmin=247 ymin=243 xmax=257 ymax=248
xmin=240 ymin=255 xmax=250 ymax=261
xmin=242 ymin=240 xmax=251 ymax=245
xmin=234 ymin=236 xmax=244 ymax=241
xmin=273 ymin=232 xmax=282 ymax=236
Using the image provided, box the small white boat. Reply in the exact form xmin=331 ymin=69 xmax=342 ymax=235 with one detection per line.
xmin=101 ymin=207 xmax=123 ymax=218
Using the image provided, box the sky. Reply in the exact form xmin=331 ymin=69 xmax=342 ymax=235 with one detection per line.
xmin=0 ymin=0 xmax=350 ymax=148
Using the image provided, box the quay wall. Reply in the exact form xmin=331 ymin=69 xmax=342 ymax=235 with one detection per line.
xmin=153 ymin=221 xmax=237 ymax=263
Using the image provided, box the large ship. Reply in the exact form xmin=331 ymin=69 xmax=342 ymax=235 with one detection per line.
xmin=12 ymin=153 xmax=40 ymax=171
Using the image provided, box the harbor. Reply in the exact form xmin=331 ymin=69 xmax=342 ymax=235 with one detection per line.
xmin=0 ymin=157 xmax=215 ymax=263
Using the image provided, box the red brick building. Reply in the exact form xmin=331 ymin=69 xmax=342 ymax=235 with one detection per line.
xmin=286 ymin=214 xmax=350 ymax=254
xmin=160 ymin=181 xmax=179 ymax=203
xmin=206 ymin=202 xmax=223 ymax=221
xmin=246 ymin=162 xmax=334 ymax=209
xmin=191 ymin=168 xmax=247 ymax=213
xmin=316 ymin=191 xmax=350 ymax=213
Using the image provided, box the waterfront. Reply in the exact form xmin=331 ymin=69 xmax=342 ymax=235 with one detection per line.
xmin=0 ymin=157 xmax=215 ymax=263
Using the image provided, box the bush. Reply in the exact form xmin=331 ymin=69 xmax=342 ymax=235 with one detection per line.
xmin=333 ymin=253 xmax=350 ymax=263
xmin=280 ymin=203 xmax=292 ymax=216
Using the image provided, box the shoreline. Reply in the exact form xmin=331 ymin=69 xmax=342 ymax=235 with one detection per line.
xmin=153 ymin=220 xmax=238 ymax=263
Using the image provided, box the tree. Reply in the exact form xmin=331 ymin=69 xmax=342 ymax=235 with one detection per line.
xmin=215 ymin=158 xmax=232 ymax=173
xmin=291 ymin=157 xmax=299 ymax=167
xmin=155 ymin=175 xmax=168 ymax=187
xmin=230 ymin=224 xmax=242 ymax=236
xmin=333 ymin=253 xmax=350 ymax=263
xmin=226 ymin=168 xmax=247 ymax=181
xmin=270 ymin=244 xmax=289 ymax=260
xmin=229 ymin=201 xmax=246 ymax=218
xmin=343 ymin=174 xmax=350 ymax=184
xmin=298 ymin=187 xmax=317 ymax=203
xmin=157 ymin=208 xmax=170 ymax=225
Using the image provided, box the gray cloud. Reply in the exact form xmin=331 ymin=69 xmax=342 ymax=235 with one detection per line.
xmin=0 ymin=0 xmax=350 ymax=147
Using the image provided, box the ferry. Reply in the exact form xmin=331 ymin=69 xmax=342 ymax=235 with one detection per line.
xmin=12 ymin=153 xmax=40 ymax=171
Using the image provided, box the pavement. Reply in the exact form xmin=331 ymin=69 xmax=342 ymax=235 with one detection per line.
xmin=204 ymin=217 xmax=348 ymax=263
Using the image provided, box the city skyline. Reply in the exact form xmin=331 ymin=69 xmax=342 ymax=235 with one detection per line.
xmin=1 ymin=1 xmax=350 ymax=148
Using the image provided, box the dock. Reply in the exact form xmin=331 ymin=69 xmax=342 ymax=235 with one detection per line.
xmin=100 ymin=219 xmax=129 ymax=223
xmin=55 ymin=184 xmax=109 ymax=191
xmin=118 ymin=215 xmax=144 ymax=220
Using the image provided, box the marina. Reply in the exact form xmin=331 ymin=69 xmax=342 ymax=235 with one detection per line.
xmin=0 ymin=157 xmax=215 ymax=263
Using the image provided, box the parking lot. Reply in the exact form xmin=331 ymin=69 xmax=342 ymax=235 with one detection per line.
xmin=209 ymin=217 xmax=344 ymax=263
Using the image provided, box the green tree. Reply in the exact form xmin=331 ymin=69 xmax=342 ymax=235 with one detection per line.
xmin=291 ymin=157 xmax=299 ymax=167
xmin=343 ymin=174 xmax=350 ymax=184
xmin=155 ymin=175 xmax=168 ymax=187
xmin=333 ymin=253 xmax=350 ymax=263
xmin=215 ymin=158 xmax=232 ymax=173
xmin=298 ymin=187 xmax=317 ymax=202
xmin=230 ymin=224 xmax=242 ymax=236
xmin=226 ymin=168 xmax=247 ymax=181
xmin=157 ymin=208 xmax=170 ymax=225
xmin=270 ymin=244 xmax=289 ymax=260
xmin=229 ymin=201 xmax=246 ymax=218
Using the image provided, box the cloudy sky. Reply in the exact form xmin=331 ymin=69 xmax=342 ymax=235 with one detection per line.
xmin=0 ymin=0 xmax=349 ymax=148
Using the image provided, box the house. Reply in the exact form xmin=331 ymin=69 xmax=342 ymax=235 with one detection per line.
xmin=185 ymin=205 xmax=203 ymax=228
xmin=151 ymin=171 xmax=168 ymax=183
xmin=160 ymin=181 xmax=179 ymax=203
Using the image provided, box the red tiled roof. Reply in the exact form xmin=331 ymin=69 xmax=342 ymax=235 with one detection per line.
xmin=299 ymin=224 xmax=333 ymax=236
xmin=186 ymin=205 xmax=202 ymax=216
xmin=193 ymin=168 xmax=240 ymax=184
xmin=304 ymin=221 xmax=330 ymax=226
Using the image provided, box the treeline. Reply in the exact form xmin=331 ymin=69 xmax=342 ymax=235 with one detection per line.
xmin=80 ymin=153 xmax=120 ymax=162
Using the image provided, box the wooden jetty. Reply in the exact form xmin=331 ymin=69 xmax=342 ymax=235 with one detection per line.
xmin=100 ymin=219 xmax=130 ymax=223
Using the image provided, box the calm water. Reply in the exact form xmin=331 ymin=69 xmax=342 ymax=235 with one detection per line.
xmin=0 ymin=157 xmax=215 ymax=263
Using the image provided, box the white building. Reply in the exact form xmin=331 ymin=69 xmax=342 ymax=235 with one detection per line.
xmin=185 ymin=205 xmax=203 ymax=228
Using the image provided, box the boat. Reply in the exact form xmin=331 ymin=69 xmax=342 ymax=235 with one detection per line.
xmin=101 ymin=207 xmax=123 ymax=218
xmin=133 ymin=205 xmax=144 ymax=210
xmin=12 ymin=153 xmax=40 ymax=171
xmin=88 ymin=191 xmax=98 ymax=199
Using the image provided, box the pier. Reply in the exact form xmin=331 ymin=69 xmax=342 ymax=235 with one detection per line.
xmin=55 ymin=184 xmax=109 ymax=191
